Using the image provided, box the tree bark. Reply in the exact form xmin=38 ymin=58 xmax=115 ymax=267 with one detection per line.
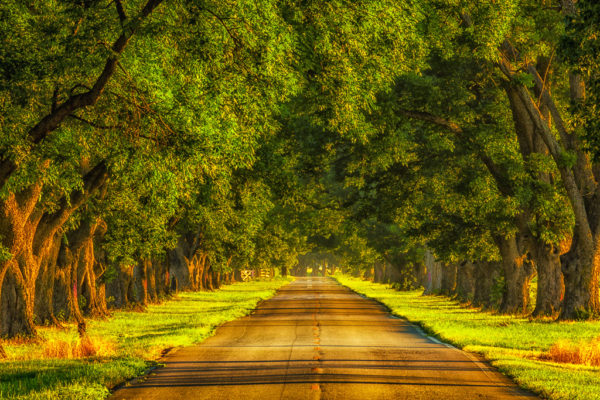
xmin=373 ymin=261 xmax=385 ymax=283
xmin=440 ymin=263 xmax=457 ymax=296
xmin=76 ymin=219 xmax=109 ymax=318
xmin=495 ymin=235 xmax=534 ymax=314
xmin=529 ymin=240 xmax=564 ymax=317
xmin=1 ymin=268 xmax=37 ymax=337
xmin=423 ymin=250 xmax=442 ymax=295
xmin=0 ymin=183 xmax=45 ymax=337
xmin=33 ymin=235 xmax=62 ymax=326
xmin=211 ymin=268 xmax=219 ymax=289
xmin=363 ymin=265 xmax=373 ymax=280
xmin=472 ymin=261 xmax=502 ymax=309
xmin=561 ymin=241 xmax=600 ymax=319
xmin=204 ymin=265 xmax=214 ymax=291
xmin=234 ymin=269 xmax=242 ymax=282
xmin=107 ymin=265 xmax=135 ymax=309
xmin=455 ymin=261 xmax=476 ymax=303
xmin=133 ymin=261 xmax=148 ymax=307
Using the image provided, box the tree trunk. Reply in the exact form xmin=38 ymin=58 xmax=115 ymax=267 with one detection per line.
xmin=528 ymin=240 xmax=564 ymax=317
xmin=107 ymin=265 xmax=135 ymax=309
xmin=495 ymin=235 xmax=534 ymax=314
xmin=54 ymin=232 xmax=86 ymax=326
xmin=213 ymin=270 xmax=221 ymax=290
xmin=455 ymin=261 xmax=476 ymax=303
xmin=168 ymin=239 xmax=190 ymax=289
xmin=234 ymin=269 xmax=242 ymax=282
xmin=153 ymin=258 xmax=170 ymax=299
xmin=373 ymin=261 xmax=385 ymax=283
xmin=561 ymin=240 xmax=600 ymax=319
xmin=381 ymin=260 xmax=392 ymax=284
xmin=79 ymin=221 xmax=109 ymax=318
xmin=440 ymin=263 xmax=457 ymax=296
xmin=132 ymin=262 xmax=148 ymax=307
xmin=0 ymin=184 xmax=44 ymax=337
xmin=423 ymin=250 xmax=442 ymax=295
xmin=363 ymin=265 xmax=373 ymax=280
xmin=146 ymin=259 xmax=158 ymax=303
xmin=415 ymin=261 xmax=427 ymax=289
xmin=415 ymin=261 xmax=429 ymax=289
xmin=204 ymin=265 xmax=214 ymax=291
xmin=1 ymin=268 xmax=36 ymax=337
xmin=34 ymin=235 xmax=62 ymax=326
xmin=385 ymin=260 xmax=403 ymax=287
xmin=472 ymin=261 xmax=502 ymax=309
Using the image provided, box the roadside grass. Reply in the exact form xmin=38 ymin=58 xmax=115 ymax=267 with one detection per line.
xmin=0 ymin=277 xmax=292 ymax=400
xmin=334 ymin=275 xmax=600 ymax=400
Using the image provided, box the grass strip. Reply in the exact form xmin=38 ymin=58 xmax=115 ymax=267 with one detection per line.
xmin=333 ymin=275 xmax=600 ymax=400
xmin=0 ymin=277 xmax=293 ymax=400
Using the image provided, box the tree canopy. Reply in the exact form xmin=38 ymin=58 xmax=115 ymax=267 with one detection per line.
xmin=1 ymin=0 xmax=600 ymax=339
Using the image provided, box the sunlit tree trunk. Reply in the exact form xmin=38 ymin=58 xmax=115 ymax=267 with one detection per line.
xmin=34 ymin=235 xmax=62 ymax=326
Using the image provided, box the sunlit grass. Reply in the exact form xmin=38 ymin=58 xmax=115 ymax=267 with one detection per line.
xmin=545 ymin=337 xmax=600 ymax=366
xmin=334 ymin=275 xmax=600 ymax=400
xmin=0 ymin=277 xmax=293 ymax=400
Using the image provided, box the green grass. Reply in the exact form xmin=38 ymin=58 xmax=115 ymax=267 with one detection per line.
xmin=334 ymin=275 xmax=600 ymax=400
xmin=0 ymin=277 xmax=293 ymax=400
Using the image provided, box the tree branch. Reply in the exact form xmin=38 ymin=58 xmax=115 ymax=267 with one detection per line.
xmin=51 ymin=86 xmax=59 ymax=112
xmin=201 ymin=7 xmax=241 ymax=49
xmin=68 ymin=114 xmax=121 ymax=130
xmin=114 ymin=0 xmax=127 ymax=24
xmin=499 ymin=56 xmax=593 ymax=245
xmin=397 ymin=109 xmax=463 ymax=134
xmin=34 ymin=161 xmax=110 ymax=251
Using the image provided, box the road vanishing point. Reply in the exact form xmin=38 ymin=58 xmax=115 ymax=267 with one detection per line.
xmin=111 ymin=277 xmax=537 ymax=400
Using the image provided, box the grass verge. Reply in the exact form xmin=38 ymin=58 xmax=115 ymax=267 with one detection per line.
xmin=0 ymin=277 xmax=292 ymax=400
xmin=333 ymin=275 xmax=600 ymax=400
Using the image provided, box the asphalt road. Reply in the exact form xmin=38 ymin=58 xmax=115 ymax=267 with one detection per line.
xmin=111 ymin=276 xmax=537 ymax=400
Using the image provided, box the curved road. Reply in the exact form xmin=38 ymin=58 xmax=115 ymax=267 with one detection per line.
xmin=111 ymin=277 xmax=536 ymax=400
